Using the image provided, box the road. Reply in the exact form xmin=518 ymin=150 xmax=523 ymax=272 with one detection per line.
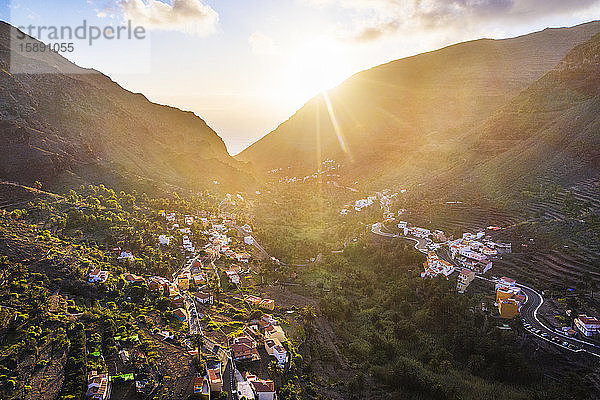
xmin=515 ymin=282 xmax=600 ymax=358
xmin=184 ymin=294 xmax=202 ymax=335
xmin=371 ymin=222 xmax=429 ymax=253
xmin=223 ymin=358 xmax=237 ymax=400
xmin=371 ymin=220 xmax=600 ymax=359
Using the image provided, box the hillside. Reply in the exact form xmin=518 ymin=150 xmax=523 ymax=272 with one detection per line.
xmin=237 ymin=21 xmax=600 ymax=184
xmin=457 ymin=32 xmax=600 ymax=198
xmin=0 ymin=22 xmax=253 ymax=192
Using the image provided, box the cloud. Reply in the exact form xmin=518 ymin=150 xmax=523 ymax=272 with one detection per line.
xmin=305 ymin=0 xmax=600 ymax=42
xmin=119 ymin=0 xmax=219 ymax=36
xmin=249 ymin=32 xmax=277 ymax=55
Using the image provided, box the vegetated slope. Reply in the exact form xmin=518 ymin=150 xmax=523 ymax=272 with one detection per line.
xmin=0 ymin=21 xmax=253 ymax=192
xmin=459 ymin=32 xmax=600 ymax=198
xmin=238 ymin=21 xmax=600 ymax=182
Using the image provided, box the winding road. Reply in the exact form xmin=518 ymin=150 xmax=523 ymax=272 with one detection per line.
xmin=371 ymin=221 xmax=600 ymax=359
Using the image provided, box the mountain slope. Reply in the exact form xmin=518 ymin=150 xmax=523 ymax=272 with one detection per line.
xmin=0 ymin=22 xmax=252 ymax=192
xmin=238 ymin=21 xmax=600 ymax=182
xmin=455 ymin=32 xmax=600 ymax=198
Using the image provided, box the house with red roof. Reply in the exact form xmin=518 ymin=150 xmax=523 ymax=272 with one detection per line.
xmin=231 ymin=336 xmax=260 ymax=362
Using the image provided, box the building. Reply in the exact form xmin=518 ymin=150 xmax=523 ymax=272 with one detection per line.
xmin=498 ymin=298 xmax=519 ymax=319
xmin=481 ymin=246 xmax=497 ymax=256
xmin=173 ymin=307 xmax=188 ymax=322
xmin=456 ymin=269 xmax=475 ymax=293
xmin=193 ymin=377 xmax=210 ymax=399
xmin=118 ymin=251 xmax=134 ymax=262
xmin=123 ymin=273 xmax=145 ymax=284
xmin=158 ymin=235 xmax=170 ymax=246
xmin=177 ymin=274 xmax=190 ymax=291
xmin=575 ymin=315 xmax=600 ymax=337
xmin=148 ymin=276 xmax=170 ymax=294
xmin=207 ymin=366 xmax=223 ymax=392
xmin=421 ymin=252 xmax=454 ymax=278
xmin=495 ymin=277 xmax=516 ymax=291
xmin=265 ymin=338 xmax=287 ymax=366
xmin=496 ymin=286 xmax=521 ymax=303
xmin=245 ymin=295 xmax=263 ymax=307
xmin=193 ymin=274 xmax=206 ymax=287
xmin=259 ymin=298 xmax=275 ymax=310
xmin=247 ymin=375 xmax=276 ymax=400
xmin=231 ymin=336 xmax=260 ymax=362
xmin=194 ymin=292 xmax=214 ymax=305
xmin=412 ymin=227 xmax=431 ymax=238
xmin=432 ymin=230 xmax=447 ymax=242
xmin=262 ymin=314 xmax=278 ymax=325
xmin=226 ymin=270 xmax=240 ymax=284
xmin=88 ymin=268 xmax=109 ymax=283
xmin=264 ymin=324 xmax=287 ymax=343
xmin=244 ymin=236 xmax=254 ymax=245
xmin=87 ymin=371 xmax=111 ymax=400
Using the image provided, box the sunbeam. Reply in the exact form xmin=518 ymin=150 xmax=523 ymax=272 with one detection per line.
xmin=322 ymin=91 xmax=352 ymax=160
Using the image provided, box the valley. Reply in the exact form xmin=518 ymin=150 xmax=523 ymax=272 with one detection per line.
xmin=0 ymin=15 xmax=600 ymax=400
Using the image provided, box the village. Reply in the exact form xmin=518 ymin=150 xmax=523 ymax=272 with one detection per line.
xmin=84 ymin=208 xmax=295 ymax=400
xmin=381 ymin=219 xmax=600 ymax=352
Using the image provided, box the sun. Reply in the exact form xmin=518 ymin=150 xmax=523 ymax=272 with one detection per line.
xmin=282 ymin=36 xmax=352 ymax=106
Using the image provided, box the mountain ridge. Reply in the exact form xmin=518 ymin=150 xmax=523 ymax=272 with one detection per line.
xmin=0 ymin=21 xmax=252 ymax=193
xmin=237 ymin=20 xmax=600 ymax=183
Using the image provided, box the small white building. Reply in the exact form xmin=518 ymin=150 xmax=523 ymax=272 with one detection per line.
xmin=412 ymin=227 xmax=431 ymax=238
xmin=265 ymin=338 xmax=287 ymax=367
xmin=158 ymin=235 xmax=170 ymax=246
xmin=242 ymin=224 xmax=253 ymax=233
xmin=244 ymin=236 xmax=254 ymax=245
xmin=575 ymin=315 xmax=600 ymax=337
xmin=118 ymin=251 xmax=134 ymax=261
xmin=495 ymin=276 xmax=516 ymax=291
xmin=88 ymin=268 xmax=109 ymax=283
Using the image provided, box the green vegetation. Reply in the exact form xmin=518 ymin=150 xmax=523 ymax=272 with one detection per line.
xmin=302 ymin=238 xmax=593 ymax=399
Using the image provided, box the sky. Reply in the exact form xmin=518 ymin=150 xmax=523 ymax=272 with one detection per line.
xmin=2 ymin=0 xmax=600 ymax=154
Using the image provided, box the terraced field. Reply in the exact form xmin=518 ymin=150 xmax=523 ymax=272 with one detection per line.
xmin=408 ymin=177 xmax=600 ymax=289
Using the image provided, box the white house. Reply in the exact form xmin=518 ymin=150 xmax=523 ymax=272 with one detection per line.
xmin=158 ymin=235 xmax=170 ymax=246
xmin=575 ymin=315 xmax=600 ymax=337
xmin=194 ymin=292 xmax=214 ymax=305
xmin=118 ymin=251 xmax=134 ymax=261
xmin=397 ymin=221 xmax=408 ymax=229
xmin=495 ymin=276 xmax=516 ymax=291
xmin=412 ymin=227 xmax=431 ymax=238
xmin=264 ymin=338 xmax=287 ymax=366
xmin=244 ymin=236 xmax=254 ymax=245
xmin=242 ymin=224 xmax=253 ymax=233
xmin=88 ymin=268 xmax=109 ymax=283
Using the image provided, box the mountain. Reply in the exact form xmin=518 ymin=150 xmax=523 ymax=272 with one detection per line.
xmin=0 ymin=22 xmax=252 ymax=192
xmin=454 ymin=32 xmax=600 ymax=198
xmin=237 ymin=21 xmax=600 ymax=185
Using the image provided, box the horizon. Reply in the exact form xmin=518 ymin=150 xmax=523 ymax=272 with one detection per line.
xmin=2 ymin=1 xmax=600 ymax=154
